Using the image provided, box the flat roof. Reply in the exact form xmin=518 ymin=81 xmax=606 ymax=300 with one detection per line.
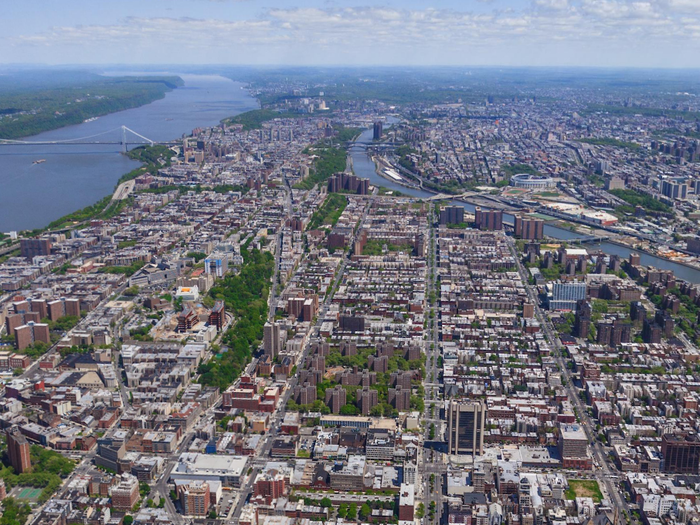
xmin=175 ymin=453 xmax=248 ymax=476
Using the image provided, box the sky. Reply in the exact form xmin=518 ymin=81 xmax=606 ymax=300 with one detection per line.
xmin=2 ymin=0 xmax=700 ymax=68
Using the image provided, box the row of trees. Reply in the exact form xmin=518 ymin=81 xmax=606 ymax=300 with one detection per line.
xmin=294 ymin=144 xmax=347 ymax=191
xmin=223 ymin=109 xmax=306 ymax=130
xmin=198 ymin=248 xmax=275 ymax=390
xmin=306 ymin=193 xmax=347 ymax=231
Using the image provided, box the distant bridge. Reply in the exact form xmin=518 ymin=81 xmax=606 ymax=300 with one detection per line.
xmin=426 ymin=191 xmax=483 ymax=202
xmin=459 ymin=115 xmax=508 ymax=120
xmin=570 ymin=235 xmax=609 ymax=244
xmin=349 ymin=141 xmax=398 ymax=148
xmin=0 ymin=126 xmax=177 ymax=152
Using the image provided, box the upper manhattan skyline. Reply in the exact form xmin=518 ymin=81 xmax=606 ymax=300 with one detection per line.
xmin=3 ymin=0 xmax=700 ymax=68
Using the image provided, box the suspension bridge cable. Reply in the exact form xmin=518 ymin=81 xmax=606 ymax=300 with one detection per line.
xmin=0 ymin=126 xmax=155 ymax=145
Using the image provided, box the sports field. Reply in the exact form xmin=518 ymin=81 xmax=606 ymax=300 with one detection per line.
xmin=16 ymin=487 xmax=42 ymax=500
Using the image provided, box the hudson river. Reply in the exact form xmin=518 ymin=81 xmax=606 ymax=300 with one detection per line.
xmin=0 ymin=74 xmax=258 ymax=232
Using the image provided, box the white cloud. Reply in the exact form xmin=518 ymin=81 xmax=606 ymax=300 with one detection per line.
xmin=6 ymin=3 xmax=700 ymax=66
xmin=580 ymin=0 xmax=659 ymax=20
xmin=533 ymin=0 xmax=570 ymax=11
xmin=664 ymin=0 xmax=700 ymax=12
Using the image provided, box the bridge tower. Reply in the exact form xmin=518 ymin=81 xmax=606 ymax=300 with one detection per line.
xmin=121 ymin=126 xmax=128 ymax=153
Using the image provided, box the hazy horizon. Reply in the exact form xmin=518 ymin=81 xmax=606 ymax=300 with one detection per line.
xmin=3 ymin=64 xmax=700 ymax=72
xmin=3 ymin=0 xmax=700 ymax=69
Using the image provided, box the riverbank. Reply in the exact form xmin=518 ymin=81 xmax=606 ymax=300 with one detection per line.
xmin=597 ymin=238 xmax=700 ymax=273
xmin=0 ymin=74 xmax=184 ymax=141
xmin=372 ymin=155 xmax=423 ymax=191
xmin=0 ymin=74 xmax=258 ymax=232
xmin=32 ymin=145 xmax=174 ymax=234
xmin=544 ymin=215 xmax=700 ymax=274
xmin=348 ymin=128 xmax=700 ymax=283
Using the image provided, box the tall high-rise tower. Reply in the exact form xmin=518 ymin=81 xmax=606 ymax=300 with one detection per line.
xmin=447 ymin=400 xmax=486 ymax=455
xmin=373 ymin=121 xmax=383 ymax=141
xmin=6 ymin=427 xmax=31 ymax=474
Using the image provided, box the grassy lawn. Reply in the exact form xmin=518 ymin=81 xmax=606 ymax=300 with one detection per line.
xmin=535 ymin=191 xmax=560 ymax=198
xmin=565 ymin=480 xmax=603 ymax=502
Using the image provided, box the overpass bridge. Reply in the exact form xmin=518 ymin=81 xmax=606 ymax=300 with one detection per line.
xmin=349 ymin=141 xmax=398 ymax=149
xmin=426 ymin=191 xmax=482 ymax=202
xmin=570 ymin=235 xmax=609 ymax=244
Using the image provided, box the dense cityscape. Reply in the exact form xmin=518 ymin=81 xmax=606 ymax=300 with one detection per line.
xmin=2 ymin=67 xmax=700 ymax=525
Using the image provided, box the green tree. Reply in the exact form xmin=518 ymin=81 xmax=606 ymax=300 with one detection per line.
xmin=174 ymin=296 xmax=184 ymax=312
xmin=359 ymin=503 xmax=372 ymax=520
xmin=16 ymin=341 xmax=49 ymax=359
xmin=198 ymin=248 xmax=274 ymax=390
xmin=123 ymin=285 xmax=140 ymax=297
xmin=347 ymin=503 xmax=357 ymax=520
xmin=340 ymin=404 xmax=360 ymax=416
xmin=187 ymin=252 xmax=207 ymax=263
xmin=0 ymin=498 xmax=32 ymax=525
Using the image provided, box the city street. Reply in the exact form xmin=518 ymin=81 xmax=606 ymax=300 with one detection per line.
xmin=507 ymin=236 xmax=633 ymax=521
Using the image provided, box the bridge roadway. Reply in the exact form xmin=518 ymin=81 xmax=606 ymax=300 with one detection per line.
xmin=0 ymin=141 xmax=179 ymax=146
xmin=349 ymin=141 xmax=398 ymax=147
xmin=571 ymin=235 xmax=609 ymax=244
xmin=0 ymin=125 xmax=176 ymax=148
xmin=425 ymin=191 xmax=481 ymax=201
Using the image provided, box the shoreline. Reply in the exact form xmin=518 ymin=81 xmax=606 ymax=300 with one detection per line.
xmin=372 ymin=155 xmax=425 ymax=192
xmin=598 ymin=238 xmax=700 ymax=273
xmin=354 ymin=144 xmax=700 ymax=280
xmin=2 ymin=75 xmax=257 ymax=234
xmin=33 ymin=144 xmax=179 ymax=235
xmin=10 ymin=106 xmax=700 ymax=283
xmin=0 ymin=77 xmax=183 ymax=143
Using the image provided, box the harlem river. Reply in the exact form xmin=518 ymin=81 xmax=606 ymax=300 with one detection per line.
xmin=349 ymin=125 xmax=700 ymax=283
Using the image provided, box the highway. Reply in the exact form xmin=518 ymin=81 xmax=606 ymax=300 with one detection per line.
xmin=112 ymin=179 xmax=136 ymax=202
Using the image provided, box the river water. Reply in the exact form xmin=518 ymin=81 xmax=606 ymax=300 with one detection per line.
xmin=0 ymin=74 xmax=258 ymax=232
xmin=4 ymin=82 xmax=698 ymax=284
xmin=350 ymin=126 xmax=700 ymax=283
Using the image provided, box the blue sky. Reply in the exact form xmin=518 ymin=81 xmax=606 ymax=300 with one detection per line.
xmin=3 ymin=0 xmax=700 ymax=68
